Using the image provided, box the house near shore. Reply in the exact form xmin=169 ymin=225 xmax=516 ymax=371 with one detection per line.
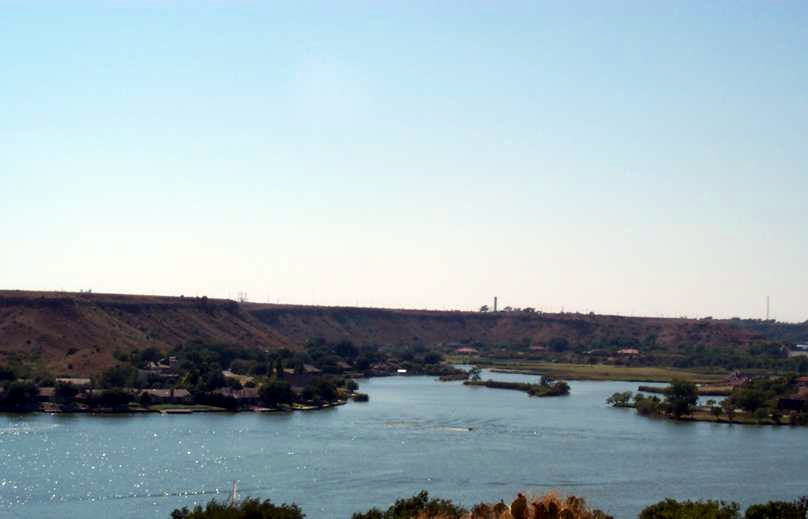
xmin=616 ymin=348 xmax=640 ymax=356
xmin=139 ymin=388 xmax=191 ymax=404
xmin=778 ymin=386 xmax=808 ymax=411
xmin=454 ymin=347 xmax=478 ymax=354
xmin=723 ymin=371 xmax=751 ymax=387
xmin=55 ymin=378 xmax=91 ymax=387
xmin=213 ymin=387 xmax=260 ymax=405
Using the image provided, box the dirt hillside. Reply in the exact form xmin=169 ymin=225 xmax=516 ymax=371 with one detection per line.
xmin=0 ymin=290 xmax=761 ymax=376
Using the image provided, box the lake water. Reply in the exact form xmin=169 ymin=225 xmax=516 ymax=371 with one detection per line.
xmin=1 ymin=371 xmax=805 ymax=519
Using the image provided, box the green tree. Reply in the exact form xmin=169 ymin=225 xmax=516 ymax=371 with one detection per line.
xmin=735 ymin=388 xmax=767 ymax=412
xmin=352 ymin=491 xmax=465 ymax=519
xmin=665 ymin=380 xmax=698 ymax=418
xmin=54 ymin=382 xmax=79 ymax=405
xmin=548 ymin=337 xmax=570 ymax=352
xmin=0 ymin=366 xmax=17 ymax=382
xmin=606 ymin=391 xmax=633 ymax=407
xmin=634 ymin=394 xmax=662 ymax=416
xmin=639 ymin=498 xmax=739 ymax=519
xmin=422 ymin=352 xmax=442 ymax=365
xmin=334 ymin=340 xmax=358 ymax=360
xmin=469 ymin=366 xmax=482 ymax=382
xmin=259 ymin=380 xmax=293 ymax=407
xmin=710 ymin=405 xmax=722 ymax=421
xmin=0 ymin=381 xmax=39 ymax=411
xmin=303 ymin=378 xmax=337 ymax=402
xmin=722 ymin=400 xmax=737 ymax=423
xmin=753 ymin=408 xmax=770 ymax=424
xmin=95 ymin=389 xmax=133 ymax=409
xmin=171 ymin=498 xmax=303 ymax=519
xmin=744 ymin=497 xmax=807 ymax=519
xmin=99 ymin=365 xmax=138 ymax=388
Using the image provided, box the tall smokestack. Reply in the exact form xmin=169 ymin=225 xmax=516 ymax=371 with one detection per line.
xmin=494 ymin=296 xmax=497 ymax=312
xmin=766 ymin=296 xmax=770 ymax=321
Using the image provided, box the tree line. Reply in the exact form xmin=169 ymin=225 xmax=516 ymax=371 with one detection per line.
xmin=168 ymin=491 xmax=808 ymax=518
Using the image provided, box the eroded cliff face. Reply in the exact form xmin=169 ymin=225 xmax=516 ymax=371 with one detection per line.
xmin=0 ymin=290 xmax=758 ymax=376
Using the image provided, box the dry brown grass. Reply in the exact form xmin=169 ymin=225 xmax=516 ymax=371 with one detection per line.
xmin=466 ymin=491 xmax=612 ymax=519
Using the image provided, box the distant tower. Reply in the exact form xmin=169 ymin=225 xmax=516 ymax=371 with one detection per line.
xmin=494 ymin=296 xmax=498 ymax=313
xmin=766 ymin=296 xmax=770 ymax=321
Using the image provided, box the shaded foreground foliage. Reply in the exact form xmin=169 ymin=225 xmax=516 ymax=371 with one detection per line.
xmin=638 ymin=499 xmax=740 ymax=519
xmin=169 ymin=493 xmax=808 ymax=519
xmin=170 ymin=498 xmax=304 ymax=519
xmin=475 ymin=492 xmax=611 ymax=519
xmin=639 ymin=496 xmax=808 ymax=519
xmin=352 ymin=490 xmax=466 ymax=519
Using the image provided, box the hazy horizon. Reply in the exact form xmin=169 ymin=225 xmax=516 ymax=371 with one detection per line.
xmin=2 ymin=2 xmax=807 ymax=322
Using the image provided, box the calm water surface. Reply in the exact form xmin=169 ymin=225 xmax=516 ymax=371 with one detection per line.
xmin=1 ymin=371 xmax=805 ymax=519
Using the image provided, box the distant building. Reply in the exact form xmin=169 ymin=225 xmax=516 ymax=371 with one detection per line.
xmin=616 ymin=348 xmax=640 ymax=355
xmin=140 ymin=388 xmax=191 ymax=404
xmin=454 ymin=347 xmax=478 ymax=354
xmin=724 ymin=371 xmax=751 ymax=387
xmin=214 ymin=387 xmax=260 ymax=404
xmin=55 ymin=378 xmax=91 ymax=387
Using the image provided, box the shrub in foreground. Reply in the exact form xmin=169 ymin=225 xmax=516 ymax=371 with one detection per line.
xmin=352 ymin=491 xmax=466 ymax=519
xmin=170 ymin=498 xmax=304 ymax=519
xmin=639 ymin=498 xmax=740 ymax=519
xmin=745 ymin=497 xmax=808 ymax=519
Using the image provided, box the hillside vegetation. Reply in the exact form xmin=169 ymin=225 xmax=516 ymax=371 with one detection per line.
xmin=0 ymin=290 xmax=780 ymax=377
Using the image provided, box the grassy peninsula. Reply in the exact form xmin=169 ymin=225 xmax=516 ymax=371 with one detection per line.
xmin=607 ymin=376 xmax=808 ymax=426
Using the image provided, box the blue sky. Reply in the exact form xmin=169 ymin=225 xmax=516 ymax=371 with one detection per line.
xmin=2 ymin=2 xmax=806 ymax=321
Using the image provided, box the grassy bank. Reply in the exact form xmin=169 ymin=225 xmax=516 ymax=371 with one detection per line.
xmin=148 ymin=404 xmax=228 ymax=413
xmin=637 ymin=384 xmax=733 ymax=396
xmin=450 ymin=358 xmax=726 ymax=383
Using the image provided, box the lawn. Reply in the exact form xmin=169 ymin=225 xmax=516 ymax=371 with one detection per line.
xmin=459 ymin=359 xmax=726 ymax=383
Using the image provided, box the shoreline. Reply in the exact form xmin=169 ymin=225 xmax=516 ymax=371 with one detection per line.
xmin=625 ymin=407 xmax=801 ymax=427
xmin=9 ymin=399 xmax=355 ymax=416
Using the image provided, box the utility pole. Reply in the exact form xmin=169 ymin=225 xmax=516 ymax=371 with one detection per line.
xmin=766 ymin=296 xmax=770 ymax=321
xmin=494 ymin=296 xmax=498 ymax=312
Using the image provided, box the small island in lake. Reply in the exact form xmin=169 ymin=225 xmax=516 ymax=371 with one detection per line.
xmin=463 ymin=367 xmax=571 ymax=397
